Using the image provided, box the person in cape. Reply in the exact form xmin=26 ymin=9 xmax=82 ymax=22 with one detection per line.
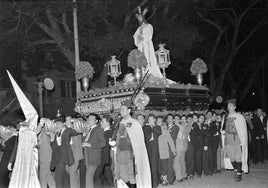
xmin=133 ymin=7 xmax=163 ymax=79
xmin=6 ymin=70 xmax=41 ymax=188
xmin=225 ymin=99 xmax=248 ymax=181
xmin=110 ymin=99 xmax=151 ymax=188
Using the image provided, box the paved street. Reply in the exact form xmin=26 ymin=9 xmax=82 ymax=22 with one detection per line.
xmin=159 ymin=161 xmax=268 ymax=188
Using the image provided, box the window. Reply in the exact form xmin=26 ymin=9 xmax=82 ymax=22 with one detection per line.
xmin=60 ymin=80 xmax=76 ymax=98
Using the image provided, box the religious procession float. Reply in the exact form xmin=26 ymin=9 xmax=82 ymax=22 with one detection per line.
xmin=74 ymin=50 xmax=210 ymax=117
xmin=74 ymin=7 xmax=210 ymax=117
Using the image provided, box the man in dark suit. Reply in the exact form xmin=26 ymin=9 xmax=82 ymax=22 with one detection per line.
xmin=50 ymin=116 xmax=80 ymax=188
xmin=187 ymin=114 xmax=203 ymax=178
xmin=82 ymin=113 xmax=106 ymax=188
xmin=166 ymin=114 xmax=179 ymax=185
xmin=66 ymin=116 xmax=84 ymax=188
xmin=143 ymin=114 xmax=162 ymax=188
xmin=38 ymin=126 xmax=55 ymax=188
xmin=210 ymin=112 xmax=220 ymax=174
xmin=252 ymin=108 xmax=267 ymax=163
xmin=201 ymin=111 xmax=213 ymax=176
xmin=0 ymin=127 xmax=17 ymax=188
xmin=94 ymin=115 xmax=114 ymax=188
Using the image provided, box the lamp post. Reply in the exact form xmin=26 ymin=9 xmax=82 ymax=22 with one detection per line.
xmin=73 ymin=0 xmax=81 ymax=101
xmin=155 ymin=43 xmax=171 ymax=85
xmin=36 ymin=78 xmax=54 ymax=117
xmin=107 ymin=55 xmax=121 ymax=85
xmin=37 ymin=82 xmax=44 ymax=117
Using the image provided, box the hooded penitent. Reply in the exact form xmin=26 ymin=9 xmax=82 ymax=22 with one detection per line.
xmin=7 ymin=71 xmax=38 ymax=132
xmin=7 ymin=70 xmax=41 ymax=188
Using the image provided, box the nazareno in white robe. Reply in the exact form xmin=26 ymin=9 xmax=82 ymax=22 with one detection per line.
xmin=9 ymin=126 xmax=40 ymax=188
xmin=133 ymin=23 xmax=163 ymax=78
xmin=7 ymin=70 xmax=41 ymax=188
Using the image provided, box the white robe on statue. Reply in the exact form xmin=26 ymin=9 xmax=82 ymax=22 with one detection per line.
xmin=9 ymin=126 xmax=40 ymax=188
xmin=119 ymin=117 xmax=152 ymax=188
xmin=133 ymin=23 xmax=163 ymax=78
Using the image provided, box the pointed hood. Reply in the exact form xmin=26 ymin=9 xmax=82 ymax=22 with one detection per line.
xmin=7 ymin=70 xmax=38 ymax=132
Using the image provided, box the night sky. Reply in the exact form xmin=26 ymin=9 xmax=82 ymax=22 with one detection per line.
xmin=0 ymin=0 xmax=268 ymax=112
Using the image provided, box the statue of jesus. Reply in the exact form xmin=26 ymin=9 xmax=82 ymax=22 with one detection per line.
xmin=133 ymin=7 xmax=163 ymax=78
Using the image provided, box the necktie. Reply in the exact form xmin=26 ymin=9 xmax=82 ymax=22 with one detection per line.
xmin=57 ymin=130 xmax=62 ymax=137
xmin=85 ymin=128 xmax=92 ymax=142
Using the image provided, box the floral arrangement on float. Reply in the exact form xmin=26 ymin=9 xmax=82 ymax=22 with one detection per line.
xmin=190 ymin=58 xmax=208 ymax=85
xmin=127 ymin=49 xmax=148 ymax=83
xmin=75 ymin=61 xmax=95 ymax=91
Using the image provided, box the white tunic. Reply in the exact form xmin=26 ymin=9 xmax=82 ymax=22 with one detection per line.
xmin=133 ymin=23 xmax=163 ymax=78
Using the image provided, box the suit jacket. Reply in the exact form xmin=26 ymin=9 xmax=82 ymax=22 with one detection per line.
xmin=9 ymin=136 xmax=18 ymax=166
xmin=50 ymin=128 xmax=79 ymax=170
xmin=101 ymin=128 xmax=113 ymax=165
xmin=175 ymin=124 xmax=189 ymax=152
xmin=70 ymin=134 xmax=83 ymax=162
xmin=168 ymin=124 xmax=179 ymax=145
xmin=189 ymin=122 xmax=202 ymax=150
xmin=143 ymin=124 xmax=162 ymax=148
xmin=158 ymin=127 xmax=175 ymax=159
xmin=83 ymin=125 xmax=106 ymax=166
xmin=201 ymin=123 xmax=212 ymax=148
xmin=210 ymin=121 xmax=220 ymax=149
xmin=252 ymin=115 xmax=266 ymax=137
xmin=0 ymin=135 xmax=17 ymax=174
xmin=38 ymin=131 xmax=52 ymax=164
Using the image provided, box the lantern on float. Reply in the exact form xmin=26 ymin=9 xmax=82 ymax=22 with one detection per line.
xmin=107 ymin=55 xmax=121 ymax=85
xmin=155 ymin=44 xmax=171 ymax=85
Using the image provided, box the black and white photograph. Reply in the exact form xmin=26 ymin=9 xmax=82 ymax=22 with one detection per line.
xmin=0 ymin=0 xmax=268 ymax=188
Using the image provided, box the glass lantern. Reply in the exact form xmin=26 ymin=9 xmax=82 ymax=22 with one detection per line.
xmin=107 ymin=55 xmax=121 ymax=85
xmin=155 ymin=44 xmax=171 ymax=84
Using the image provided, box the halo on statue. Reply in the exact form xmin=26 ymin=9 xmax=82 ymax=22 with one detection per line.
xmin=44 ymin=78 xmax=54 ymax=90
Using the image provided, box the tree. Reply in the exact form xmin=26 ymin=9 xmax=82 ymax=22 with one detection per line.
xmin=0 ymin=0 xmax=201 ymax=87
xmin=195 ymin=0 xmax=268 ymax=103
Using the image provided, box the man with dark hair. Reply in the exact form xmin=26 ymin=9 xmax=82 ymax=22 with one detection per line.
xmin=252 ymin=108 xmax=267 ymax=163
xmin=94 ymin=115 xmax=114 ymax=188
xmin=225 ymin=99 xmax=248 ymax=181
xmin=188 ymin=113 xmax=203 ymax=178
xmin=186 ymin=114 xmax=196 ymax=179
xmin=50 ymin=116 xmax=80 ymax=188
xmin=137 ymin=114 xmax=146 ymax=127
xmin=210 ymin=112 xmax=220 ymax=174
xmin=166 ymin=114 xmax=179 ymax=185
xmin=82 ymin=113 xmax=106 ymax=188
xmin=0 ymin=126 xmax=18 ymax=188
xmin=143 ymin=113 xmax=161 ymax=188
xmin=201 ymin=111 xmax=213 ymax=176
xmin=66 ymin=116 xmax=83 ymax=188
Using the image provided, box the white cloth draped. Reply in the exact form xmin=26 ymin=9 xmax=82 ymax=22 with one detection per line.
xmin=9 ymin=127 xmax=41 ymax=188
xmin=223 ymin=113 xmax=248 ymax=173
xmin=7 ymin=71 xmax=41 ymax=188
xmin=133 ymin=23 xmax=163 ymax=78
xmin=120 ymin=117 xmax=152 ymax=188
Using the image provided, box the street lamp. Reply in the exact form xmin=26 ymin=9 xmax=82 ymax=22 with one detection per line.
xmin=36 ymin=78 xmax=54 ymax=117
xmin=155 ymin=43 xmax=171 ymax=85
xmin=107 ymin=55 xmax=121 ymax=85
